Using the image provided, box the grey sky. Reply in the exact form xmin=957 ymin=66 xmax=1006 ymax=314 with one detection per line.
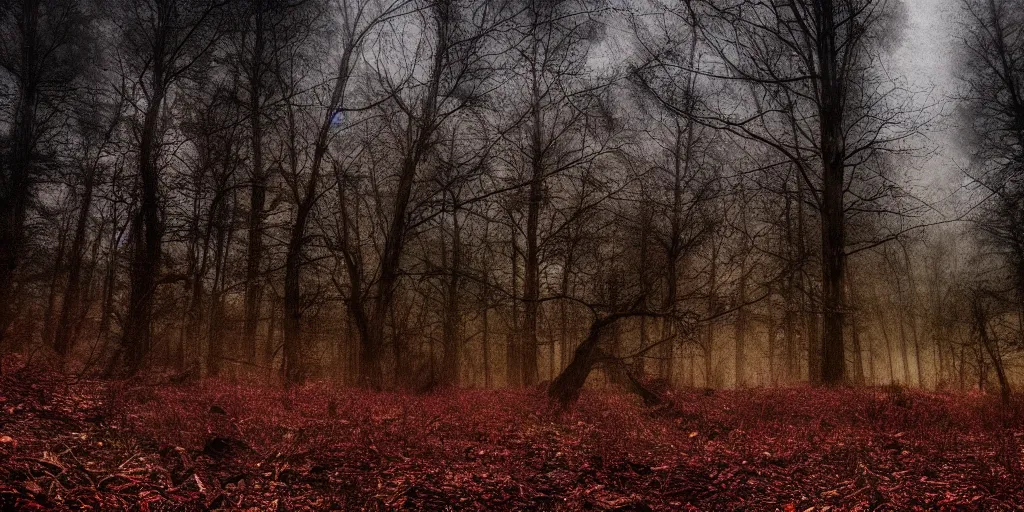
xmin=894 ymin=0 xmax=964 ymax=196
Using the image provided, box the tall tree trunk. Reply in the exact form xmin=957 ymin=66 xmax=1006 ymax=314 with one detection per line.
xmin=704 ymin=246 xmax=717 ymax=387
xmin=283 ymin=36 xmax=358 ymax=385
xmin=507 ymin=235 xmax=521 ymax=387
xmin=523 ymin=150 xmax=542 ymax=387
xmin=54 ymin=161 xmax=99 ymax=358
xmin=440 ymin=200 xmax=462 ymax=386
xmin=121 ymin=57 xmax=166 ymax=375
xmin=282 ymin=202 xmax=311 ymax=384
xmin=734 ymin=259 xmax=747 ymax=388
xmin=845 ymin=270 xmax=865 ymax=385
xmin=482 ymin=301 xmax=491 ymax=389
xmin=206 ymin=195 xmax=234 ymax=377
xmin=783 ymin=173 xmax=800 ymax=382
xmin=816 ymin=0 xmax=847 ymax=387
xmin=364 ymin=149 xmax=418 ymax=389
xmin=243 ymin=132 xmax=266 ymax=362
xmin=522 ymin=30 xmax=546 ymax=388
xmin=974 ymin=299 xmax=1011 ymax=406
xmin=360 ymin=5 xmax=449 ymax=388
xmin=243 ymin=1 xmax=267 ymax=362
xmin=664 ymin=25 xmax=697 ymax=378
xmin=42 ymin=218 xmax=71 ymax=348
xmin=97 ymin=217 xmax=122 ymax=346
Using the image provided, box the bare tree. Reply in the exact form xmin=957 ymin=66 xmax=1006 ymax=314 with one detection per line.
xmin=0 ymin=0 xmax=94 ymax=362
xmin=276 ymin=0 xmax=411 ymax=384
xmin=635 ymin=0 xmax=920 ymax=385
xmin=52 ymin=90 xmax=124 ymax=361
xmin=111 ymin=0 xmax=230 ymax=374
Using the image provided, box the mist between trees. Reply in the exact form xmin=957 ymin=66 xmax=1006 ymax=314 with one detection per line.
xmin=1 ymin=0 xmax=1022 ymax=404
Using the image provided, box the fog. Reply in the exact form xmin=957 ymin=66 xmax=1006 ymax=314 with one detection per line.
xmin=1 ymin=0 xmax=1023 ymax=403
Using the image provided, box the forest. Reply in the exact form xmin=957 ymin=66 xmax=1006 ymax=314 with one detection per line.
xmin=2 ymin=0 xmax=1024 ymax=509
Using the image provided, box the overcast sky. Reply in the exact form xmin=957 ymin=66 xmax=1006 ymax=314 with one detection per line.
xmin=894 ymin=0 xmax=965 ymax=198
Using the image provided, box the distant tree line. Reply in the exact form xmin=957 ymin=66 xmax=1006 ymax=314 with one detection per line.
xmin=0 ymin=0 xmax=1021 ymax=402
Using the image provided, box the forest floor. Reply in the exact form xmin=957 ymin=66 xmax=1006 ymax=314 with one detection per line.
xmin=1 ymin=365 xmax=1023 ymax=511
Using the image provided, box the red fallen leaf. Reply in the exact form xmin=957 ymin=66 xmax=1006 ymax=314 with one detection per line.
xmin=14 ymin=499 xmax=48 ymax=511
xmin=21 ymin=481 xmax=43 ymax=495
xmin=4 ymin=368 xmax=1024 ymax=511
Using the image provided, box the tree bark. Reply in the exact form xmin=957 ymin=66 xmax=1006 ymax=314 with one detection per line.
xmin=121 ymin=49 xmax=166 ymax=376
xmin=243 ymin=0 xmax=268 ymax=362
xmin=816 ymin=0 xmax=847 ymax=387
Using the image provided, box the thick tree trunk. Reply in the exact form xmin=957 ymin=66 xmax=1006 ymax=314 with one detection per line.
xmin=121 ymin=65 xmax=166 ymax=375
xmin=243 ymin=2 xmax=268 ymax=361
xmin=550 ymin=311 xmax=667 ymax=405
xmin=282 ymin=203 xmax=310 ymax=384
xmin=816 ymin=0 xmax=847 ymax=387
xmin=548 ymin=315 xmax=617 ymax=405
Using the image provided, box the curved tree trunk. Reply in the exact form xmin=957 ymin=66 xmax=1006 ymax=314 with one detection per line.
xmin=549 ymin=311 xmax=662 ymax=406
